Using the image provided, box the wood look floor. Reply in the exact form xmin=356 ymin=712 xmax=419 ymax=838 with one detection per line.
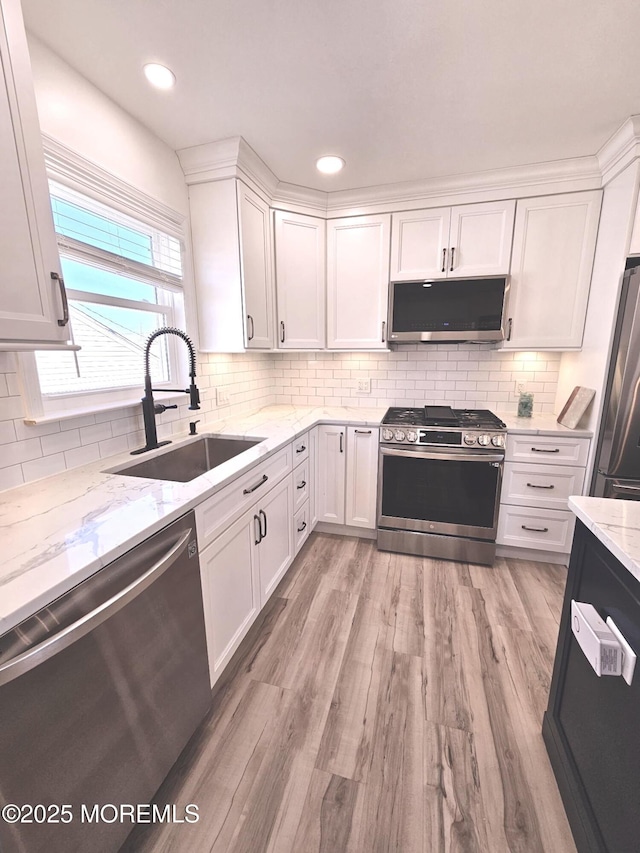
xmin=122 ymin=533 xmax=576 ymax=853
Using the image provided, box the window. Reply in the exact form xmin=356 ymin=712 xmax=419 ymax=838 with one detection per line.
xmin=24 ymin=182 xmax=187 ymax=418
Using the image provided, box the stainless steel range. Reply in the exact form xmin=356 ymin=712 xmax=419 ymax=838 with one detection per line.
xmin=377 ymin=405 xmax=506 ymax=565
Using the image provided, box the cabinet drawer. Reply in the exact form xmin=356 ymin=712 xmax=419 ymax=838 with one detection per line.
xmin=294 ymin=502 xmax=310 ymax=553
xmin=502 ymin=462 xmax=585 ymax=510
xmin=292 ymin=431 xmax=309 ymax=466
xmin=196 ymin=444 xmax=292 ymax=550
xmin=506 ymin=433 xmax=590 ymax=466
xmin=293 ymin=459 xmax=310 ymax=511
xmin=497 ymin=505 xmax=575 ymax=552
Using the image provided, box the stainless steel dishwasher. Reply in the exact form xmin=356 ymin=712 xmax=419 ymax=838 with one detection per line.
xmin=0 ymin=510 xmax=211 ymax=853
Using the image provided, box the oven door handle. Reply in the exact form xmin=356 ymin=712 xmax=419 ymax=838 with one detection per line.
xmin=379 ymin=446 xmax=504 ymax=464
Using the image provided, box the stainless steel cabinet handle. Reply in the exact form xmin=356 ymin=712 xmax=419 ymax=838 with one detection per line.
xmin=296 ymin=445 xmax=306 ymax=453
xmin=507 ymin=317 xmax=512 ymax=341
xmin=521 ymin=525 xmax=549 ymax=533
xmin=0 ymin=528 xmax=192 ymax=687
xmin=297 ymin=480 xmax=306 ymax=489
xmin=51 ymin=271 xmax=69 ymax=327
xmin=381 ymin=320 xmax=386 ymax=343
xmin=526 ymin=482 xmax=555 ymax=489
xmin=355 ymin=429 xmax=372 ymax=434
xmin=449 ymin=246 xmax=455 ymax=271
xmin=247 ymin=314 xmax=255 ymax=341
xmin=441 ymin=248 xmax=446 ymax=273
xmin=280 ymin=321 xmax=285 ymax=343
xmin=259 ymin=509 xmax=267 ymax=539
xmin=243 ymin=474 xmax=268 ymax=495
xmin=297 ymin=521 xmax=307 ymax=533
xmin=254 ymin=513 xmax=262 ymax=545
xmin=339 ymin=432 xmax=344 ymax=453
xmin=531 ymin=447 xmax=560 ymax=454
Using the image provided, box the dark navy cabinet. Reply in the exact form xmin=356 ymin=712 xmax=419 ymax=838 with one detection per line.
xmin=543 ymin=520 xmax=640 ymax=853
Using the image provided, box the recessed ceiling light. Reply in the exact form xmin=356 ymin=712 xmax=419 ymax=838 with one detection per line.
xmin=143 ymin=63 xmax=176 ymax=90
xmin=316 ymin=155 xmax=345 ymax=174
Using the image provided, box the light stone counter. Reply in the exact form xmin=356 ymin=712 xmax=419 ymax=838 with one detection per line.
xmin=569 ymin=496 xmax=640 ymax=585
xmin=497 ymin=412 xmax=592 ymax=437
xmin=0 ymin=405 xmax=385 ymax=635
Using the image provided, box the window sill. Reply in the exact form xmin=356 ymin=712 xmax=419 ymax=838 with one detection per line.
xmin=23 ymin=392 xmax=186 ymax=425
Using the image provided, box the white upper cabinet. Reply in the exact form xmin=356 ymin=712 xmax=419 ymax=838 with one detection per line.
xmin=237 ymin=183 xmax=274 ymax=349
xmin=0 ymin=0 xmax=69 ymax=348
xmin=274 ymin=210 xmax=325 ymax=349
xmin=390 ymin=200 xmax=515 ymax=281
xmin=189 ymin=178 xmax=273 ymax=352
xmin=326 ymin=214 xmax=391 ymax=350
xmin=503 ymin=190 xmax=602 ymax=350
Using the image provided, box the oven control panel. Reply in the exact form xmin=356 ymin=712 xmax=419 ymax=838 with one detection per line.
xmin=381 ymin=427 xmax=505 ymax=449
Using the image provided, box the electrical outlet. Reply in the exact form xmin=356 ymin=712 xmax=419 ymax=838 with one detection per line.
xmin=356 ymin=378 xmax=371 ymax=394
xmin=516 ymin=381 xmax=525 ymax=394
xmin=216 ymin=387 xmax=230 ymax=406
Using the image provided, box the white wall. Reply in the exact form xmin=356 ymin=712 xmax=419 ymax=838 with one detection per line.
xmin=556 ymin=160 xmax=640 ymax=481
xmin=26 ymin=34 xmax=189 ymax=216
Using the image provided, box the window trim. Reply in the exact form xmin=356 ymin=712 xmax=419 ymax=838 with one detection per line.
xmin=18 ymin=139 xmax=190 ymax=422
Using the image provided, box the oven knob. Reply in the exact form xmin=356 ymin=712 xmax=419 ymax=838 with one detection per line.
xmin=382 ymin=428 xmax=394 ymax=442
xmin=463 ymin=433 xmax=477 ymax=445
xmin=406 ymin=430 xmax=418 ymax=443
xmin=477 ymin=434 xmax=491 ymax=446
xmin=393 ymin=429 xmax=406 ymax=442
xmin=491 ymin=434 xmax=505 ymax=448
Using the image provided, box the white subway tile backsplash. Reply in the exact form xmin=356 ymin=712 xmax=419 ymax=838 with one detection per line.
xmin=80 ymin=422 xmax=113 ymax=445
xmin=0 ymin=464 xmax=24 ymax=491
xmin=22 ymin=453 xmax=66 ymax=482
xmin=0 ymin=438 xmax=42 ymax=469
xmin=41 ymin=429 xmax=81 ymax=456
xmin=0 ymin=396 xmax=24 ymax=421
xmin=64 ymin=443 xmax=101 ymax=468
xmin=0 ymin=421 xmax=17 ymax=445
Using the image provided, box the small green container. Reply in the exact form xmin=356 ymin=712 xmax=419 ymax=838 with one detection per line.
xmin=518 ymin=392 xmax=534 ymax=418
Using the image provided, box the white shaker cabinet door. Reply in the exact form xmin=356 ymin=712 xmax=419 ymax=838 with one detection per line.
xmin=390 ymin=207 xmax=451 ymax=281
xmin=317 ymin=424 xmax=346 ymax=524
xmin=326 ymin=214 xmax=391 ymax=350
xmin=503 ymin=191 xmax=602 ymax=350
xmin=274 ymin=210 xmax=325 ymax=349
xmin=448 ymin=200 xmax=515 ymax=277
xmin=345 ymin=427 xmax=379 ymax=529
xmin=237 ymin=182 xmax=274 ymax=349
xmin=199 ymin=510 xmax=260 ymax=687
xmin=256 ymin=474 xmax=294 ymax=605
xmin=0 ymin=0 xmax=68 ymax=346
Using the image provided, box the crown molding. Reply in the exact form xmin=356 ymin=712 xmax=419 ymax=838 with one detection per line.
xmin=176 ymin=127 xmax=640 ymax=218
xmin=597 ymin=115 xmax=640 ymax=186
xmin=177 ymin=136 xmax=279 ymax=203
xmin=43 ymin=134 xmax=185 ymax=233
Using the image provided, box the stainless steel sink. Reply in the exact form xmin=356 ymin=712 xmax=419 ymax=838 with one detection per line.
xmin=107 ymin=435 xmax=263 ymax=482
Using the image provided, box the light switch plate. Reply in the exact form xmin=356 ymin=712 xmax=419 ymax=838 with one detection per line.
xmin=356 ymin=378 xmax=371 ymax=393
xmin=216 ymin=388 xmax=230 ymax=406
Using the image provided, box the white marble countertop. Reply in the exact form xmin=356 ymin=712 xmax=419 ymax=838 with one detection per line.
xmin=0 ymin=405 xmax=385 ymax=635
xmin=0 ymin=402 xmax=593 ymax=636
xmin=569 ymin=496 xmax=640 ymax=584
xmin=497 ymin=412 xmax=592 ymax=437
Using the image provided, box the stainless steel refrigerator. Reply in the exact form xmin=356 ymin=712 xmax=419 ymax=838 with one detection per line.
xmin=592 ymin=263 xmax=640 ymax=499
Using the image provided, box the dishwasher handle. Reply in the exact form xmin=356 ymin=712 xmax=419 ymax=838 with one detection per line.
xmin=0 ymin=528 xmax=192 ymax=688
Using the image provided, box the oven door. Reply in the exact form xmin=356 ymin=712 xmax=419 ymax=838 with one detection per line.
xmin=378 ymin=445 xmax=503 ymax=540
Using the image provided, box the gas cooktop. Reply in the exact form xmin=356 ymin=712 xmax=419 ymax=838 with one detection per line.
xmin=382 ymin=406 xmax=507 ymax=430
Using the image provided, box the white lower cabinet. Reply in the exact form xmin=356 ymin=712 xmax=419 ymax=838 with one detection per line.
xmin=317 ymin=424 xmax=379 ymax=529
xmin=198 ymin=466 xmax=294 ymax=687
xmin=497 ymin=433 xmax=590 ymax=555
xmin=317 ymin=424 xmax=347 ymax=524
xmin=257 ymin=475 xmax=295 ymax=604
xmin=345 ymin=427 xmax=379 ymax=528
xmin=199 ymin=508 xmax=260 ymax=687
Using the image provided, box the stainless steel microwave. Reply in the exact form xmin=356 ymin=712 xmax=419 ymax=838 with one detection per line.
xmin=388 ymin=276 xmax=509 ymax=343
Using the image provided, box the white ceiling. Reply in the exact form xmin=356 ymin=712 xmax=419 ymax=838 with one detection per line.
xmin=22 ymin=0 xmax=640 ymax=192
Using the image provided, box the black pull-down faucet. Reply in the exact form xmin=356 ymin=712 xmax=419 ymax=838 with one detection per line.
xmin=131 ymin=327 xmax=200 ymax=455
